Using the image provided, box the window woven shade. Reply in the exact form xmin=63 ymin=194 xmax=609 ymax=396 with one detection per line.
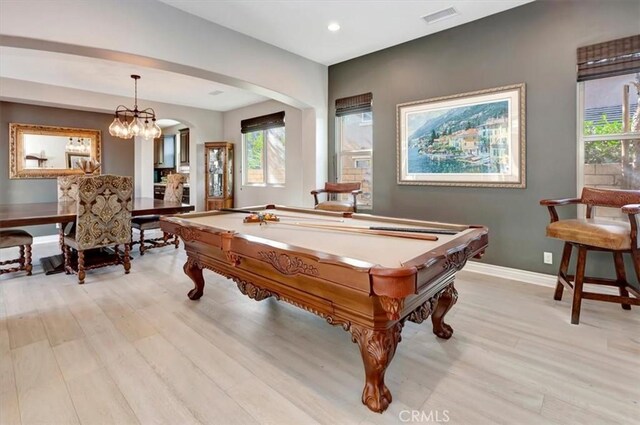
xmin=577 ymin=34 xmax=640 ymax=82
xmin=241 ymin=111 xmax=285 ymax=134
xmin=335 ymin=92 xmax=373 ymax=116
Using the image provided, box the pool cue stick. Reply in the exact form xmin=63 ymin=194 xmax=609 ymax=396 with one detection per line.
xmin=369 ymin=226 xmax=458 ymax=235
xmin=274 ymin=221 xmax=452 ymax=236
xmin=271 ymin=222 xmax=438 ymax=241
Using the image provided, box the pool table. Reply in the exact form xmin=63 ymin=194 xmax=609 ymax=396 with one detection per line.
xmin=160 ymin=205 xmax=488 ymax=413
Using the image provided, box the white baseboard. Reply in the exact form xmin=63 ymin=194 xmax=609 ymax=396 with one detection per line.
xmin=463 ymin=261 xmax=557 ymax=288
xmin=33 ymin=234 xmax=60 ymax=245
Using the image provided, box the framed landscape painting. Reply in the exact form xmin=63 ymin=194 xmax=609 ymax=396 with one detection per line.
xmin=397 ymin=83 xmax=526 ymax=188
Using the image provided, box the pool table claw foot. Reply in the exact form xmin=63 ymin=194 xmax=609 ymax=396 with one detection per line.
xmin=431 ymin=283 xmax=458 ymax=339
xmin=351 ymin=322 xmax=403 ymax=413
xmin=184 ymin=257 xmax=205 ymax=300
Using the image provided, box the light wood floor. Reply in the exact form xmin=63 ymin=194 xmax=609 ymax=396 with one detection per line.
xmin=1 ymin=240 xmax=639 ymax=425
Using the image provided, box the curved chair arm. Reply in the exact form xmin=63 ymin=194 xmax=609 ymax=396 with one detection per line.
xmin=311 ymin=189 xmax=327 ymax=206
xmin=540 ymin=197 xmax=582 ymax=223
xmin=622 ymin=204 xmax=640 ymax=215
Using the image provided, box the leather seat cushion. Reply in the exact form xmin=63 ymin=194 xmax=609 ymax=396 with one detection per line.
xmin=546 ymin=218 xmax=632 ymax=250
xmin=132 ymin=215 xmax=161 ymax=230
xmin=0 ymin=229 xmax=33 ymax=248
xmin=315 ymin=201 xmax=354 ymax=213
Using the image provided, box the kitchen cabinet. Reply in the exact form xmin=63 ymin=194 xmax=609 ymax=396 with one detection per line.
xmin=205 ymin=142 xmax=234 ymax=210
xmin=154 ymin=135 xmax=175 ymax=168
xmin=179 ymin=128 xmax=190 ymax=166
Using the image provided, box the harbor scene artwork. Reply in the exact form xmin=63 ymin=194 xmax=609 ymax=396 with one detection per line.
xmin=397 ymin=84 xmax=526 ymax=188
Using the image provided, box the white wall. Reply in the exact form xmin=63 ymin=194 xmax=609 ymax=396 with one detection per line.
xmin=0 ymin=0 xmax=328 ymax=200
xmin=1 ymin=78 xmax=222 ymax=211
xmin=223 ymin=100 xmax=304 ymax=207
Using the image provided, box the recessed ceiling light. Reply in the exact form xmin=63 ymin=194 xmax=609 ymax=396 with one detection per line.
xmin=328 ymin=22 xmax=340 ymax=32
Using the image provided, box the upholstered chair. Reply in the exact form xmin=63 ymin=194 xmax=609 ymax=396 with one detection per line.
xmin=541 ymin=187 xmax=640 ymax=324
xmin=57 ymin=175 xmax=79 ymax=202
xmin=0 ymin=229 xmax=33 ymax=276
xmin=131 ymin=173 xmax=184 ymax=255
xmin=311 ymin=182 xmax=363 ymax=213
xmin=57 ymin=175 xmax=80 ymax=250
xmin=63 ymin=174 xmax=133 ymax=284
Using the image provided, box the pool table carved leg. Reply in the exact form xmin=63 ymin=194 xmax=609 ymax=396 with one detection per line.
xmin=350 ymin=322 xmax=403 ymax=413
xmin=184 ymin=257 xmax=205 ymax=300
xmin=431 ymin=283 xmax=458 ymax=339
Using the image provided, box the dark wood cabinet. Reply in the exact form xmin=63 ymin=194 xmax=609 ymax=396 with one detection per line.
xmin=179 ymin=128 xmax=190 ymax=166
xmin=154 ymin=135 xmax=175 ymax=168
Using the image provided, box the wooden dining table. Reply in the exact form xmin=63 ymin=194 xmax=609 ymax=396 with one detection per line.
xmin=0 ymin=198 xmax=195 ymax=273
xmin=0 ymin=198 xmax=194 ymax=228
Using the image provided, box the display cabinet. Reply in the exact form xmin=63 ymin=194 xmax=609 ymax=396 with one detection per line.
xmin=205 ymin=142 xmax=234 ymax=210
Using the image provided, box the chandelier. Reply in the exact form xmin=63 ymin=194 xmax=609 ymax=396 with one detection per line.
xmin=108 ymin=75 xmax=162 ymax=140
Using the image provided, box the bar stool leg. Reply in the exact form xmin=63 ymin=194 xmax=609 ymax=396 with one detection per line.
xmin=613 ymin=252 xmax=631 ymax=310
xmin=571 ymin=247 xmax=587 ymax=325
xmin=554 ymin=242 xmax=572 ymax=301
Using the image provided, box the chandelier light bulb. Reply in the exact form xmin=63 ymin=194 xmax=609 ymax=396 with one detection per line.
xmin=152 ymin=120 xmax=162 ymax=139
xmin=129 ymin=117 xmax=143 ymax=137
xmin=108 ymin=116 xmax=120 ymax=137
xmin=143 ymin=120 xmax=155 ymax=140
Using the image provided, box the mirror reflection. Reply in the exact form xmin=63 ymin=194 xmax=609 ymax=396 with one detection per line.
xmin=23 ymin=135 xmax=93 ymax=169
xmin=9 ymin=123 xmax=101 ymax=179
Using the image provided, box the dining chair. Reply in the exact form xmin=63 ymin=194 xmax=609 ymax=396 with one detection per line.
xmin=0 ymin=229 xmax=33 ymax=276
xmin=311 ymin=182 xmax=362 ymax=213
xmin=63 ymin=174 xmax=133 ymax=284
xmin=57 ymin=175 xmax=80 ymax=251
xmin=131 ymin=173 xmax=184 ymax=255
xmin=541 ymin=187 xmax=640 ymax=324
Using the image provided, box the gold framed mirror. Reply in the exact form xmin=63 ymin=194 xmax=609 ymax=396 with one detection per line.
xmin=9 ymin=123 xmax=102 ymax=179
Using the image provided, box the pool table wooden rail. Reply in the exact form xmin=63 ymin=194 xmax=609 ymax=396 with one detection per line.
xmin=160 ymin=205 xmax=488 ymax=413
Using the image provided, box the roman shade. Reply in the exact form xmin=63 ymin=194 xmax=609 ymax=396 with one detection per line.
xmin=335 ymin=92 xmax=373 ymax=116
xmin=241 ymin=111 xmax=285 ymax=134
xmin=577 ymin=34 xmax=640 ymax=82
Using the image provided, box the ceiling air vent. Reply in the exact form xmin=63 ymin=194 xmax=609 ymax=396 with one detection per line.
xmin=422 ymin=7 xmax=459 ymax=24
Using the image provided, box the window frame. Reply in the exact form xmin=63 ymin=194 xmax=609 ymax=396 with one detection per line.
xmin=576 ymin=79 xmax=640 ymax=217
xmin=242 ymin=125 xmax=286 ymax=187
xmin=335 ymin=112 xmax=373 ymax=209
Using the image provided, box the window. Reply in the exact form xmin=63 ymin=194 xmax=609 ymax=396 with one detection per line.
xmin=577 ymin=36 xmax=640 ymax=219
xmin=242 ymin=112 xmax=285 ymax=185
xmin=336 ymin=93 xmax=373 ymax=208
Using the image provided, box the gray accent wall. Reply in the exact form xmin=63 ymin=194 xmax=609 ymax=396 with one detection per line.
xmin=328 ymin=0 xmax=640 ymax=275
xmin=0 ymin=101 xmax=135 ymax=236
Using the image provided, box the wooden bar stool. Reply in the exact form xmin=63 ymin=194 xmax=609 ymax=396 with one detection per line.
xmin=0 ymin=229 xmax=33 ymax=276
xmin=541 ymin=187 xmax=640 ymax=324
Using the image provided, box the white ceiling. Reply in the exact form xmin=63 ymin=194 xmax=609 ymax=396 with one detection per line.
xmin=0 ymin=47 xmax=268 ymax=112
xmin=159 ymin=0 xmax=535 ymax=65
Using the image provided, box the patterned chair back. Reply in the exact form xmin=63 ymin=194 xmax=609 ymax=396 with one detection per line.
xmin=164 ymin=174 xmax=185 ymax=203
xmin=76 ymin=175 xmax=133 ymax=250
xmin=57 ymin=175 xmax=79 ymax=202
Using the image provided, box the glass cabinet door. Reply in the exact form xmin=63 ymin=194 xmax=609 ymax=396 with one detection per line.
xmin=227 ymin=153 xmax=233 ymax=197
xmin=208 ymin=147 xmax=225 ymax=198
